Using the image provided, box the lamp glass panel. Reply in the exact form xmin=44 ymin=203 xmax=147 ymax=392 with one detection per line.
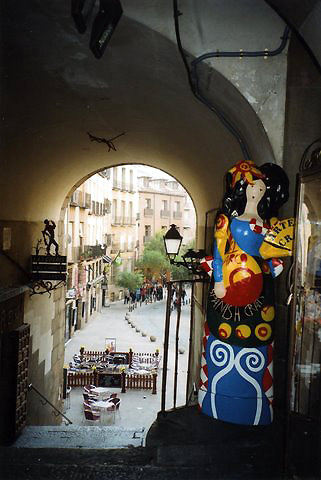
xmin=165 ymin=238 xmax=181 ymax=256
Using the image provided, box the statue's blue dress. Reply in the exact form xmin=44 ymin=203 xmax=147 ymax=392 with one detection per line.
xmin=199 ymin=215 xmax=276 ymax=425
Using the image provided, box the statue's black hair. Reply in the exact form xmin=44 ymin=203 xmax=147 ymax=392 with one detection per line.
xmin=221 ymin=163 xmax=289 ymax=222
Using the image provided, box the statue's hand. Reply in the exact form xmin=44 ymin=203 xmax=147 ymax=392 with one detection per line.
xmin=214 ymin=281 xmax=226 ymax=299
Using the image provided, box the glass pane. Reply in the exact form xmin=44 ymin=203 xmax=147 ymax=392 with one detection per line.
xmin=291 ymin=175 xmax=321 ymax=417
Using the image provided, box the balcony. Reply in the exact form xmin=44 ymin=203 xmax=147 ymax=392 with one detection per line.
xmin=103 ymin=198 xmax=111 ymax=214
xmin=83 ymin=245 xmax=106 ymax=259
xmin=85 ymin=193 xmax=91 ymax=209
xmin=105 ymin=234 xmax=112 ymax=247
xmin=144 ymin=208 xmax=154 ymax=217
xmin=70 ymin=190 xmax=79 ymax=207
xmin=98 ymin=169 xmax=111 ymax=179
xmin=112 ymin=181 xmax=121 ymax=190
xmin=111 ymin=216 xmax=122 ymax=225
xmin=160 ymin=210 xmax=170 ymax=218
xmin=112 ymin=181 xmax=134 ymax=192
xmin=173 ymin=211 xmax=182 ymax=220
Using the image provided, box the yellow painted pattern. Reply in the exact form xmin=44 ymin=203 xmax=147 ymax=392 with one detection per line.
xmin=261 ymin=306 xmax=275 ymax=322
xmin=255 ymin=323 xmax=272 ymax=341
xmin=260 ymin=218 xmax=295 ymax=259
xmin=218 ymin=323 xmax=232 ymax=339
xmin=236 ymin=324 xmax=251 ymax=339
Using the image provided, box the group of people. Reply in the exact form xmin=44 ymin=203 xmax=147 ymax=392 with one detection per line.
xmin=123 ymin=283 xmax=164 ymax=305
xmin=171 ymin=284 xmax=188 ymax=309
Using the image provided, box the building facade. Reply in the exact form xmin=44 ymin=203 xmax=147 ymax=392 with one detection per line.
xmin=64 ymin=170 xmax=112 ymax=342
xmin=137 ymin=175 xmax=196 ymax=256
xmin=109 ymin=166 xmax=139 ymax=300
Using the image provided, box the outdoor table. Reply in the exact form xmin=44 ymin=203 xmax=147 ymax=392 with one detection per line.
xmin=90 ymin=387 xmax=110 ymax=394
xmin=91 ymin=399 xmax=117 ymax=424
xmin=112 ymin=354 xmax=127 ymax=365
xmin=91 ymin=400 xmax=114 ymax=410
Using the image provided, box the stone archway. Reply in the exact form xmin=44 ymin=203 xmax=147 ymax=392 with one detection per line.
xmin=0 ymin=1 xmax=282 ymax=436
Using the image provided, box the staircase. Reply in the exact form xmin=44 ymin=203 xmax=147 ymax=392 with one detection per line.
xmin=1 ymin=445 xmax=212 ymax=480
xmin=1 ymin=406 xmax=287 ymax=479
xmin=12 ymin=425 xmax=145 ymax=449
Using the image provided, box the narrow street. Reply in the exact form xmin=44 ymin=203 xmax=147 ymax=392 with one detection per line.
xmin=63 ymin=289 xmax=191 ymax=436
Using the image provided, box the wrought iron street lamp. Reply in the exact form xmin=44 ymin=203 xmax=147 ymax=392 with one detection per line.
xmin=163 ymin=224 xmax=182 ymax=261
xmin=163 ymin=224 xmax=208 ymax=278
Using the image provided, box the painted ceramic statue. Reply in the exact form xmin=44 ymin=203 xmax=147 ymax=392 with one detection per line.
xmin=199 ymin=160 xmax=294 ymax=425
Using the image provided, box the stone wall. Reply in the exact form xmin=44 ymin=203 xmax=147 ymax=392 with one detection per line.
xmin=24 ymin=288 xmax=66 ymax=426
xmin=0 ymin=219 xmax=66 ymax=427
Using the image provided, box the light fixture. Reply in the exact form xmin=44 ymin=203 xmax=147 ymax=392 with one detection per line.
xmin=71 ymin=0 xmax=96 ymax=34
xmin=90 ymin=0 xmax=123 ymax=59
xmin=163 ymin=224 xmax=182 ymax=260
xmin=163 ymin=224 xmax=208 ymax=278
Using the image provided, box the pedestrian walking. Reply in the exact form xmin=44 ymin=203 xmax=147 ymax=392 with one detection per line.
xmin=124 ymin=288 xmax=130 ymax=304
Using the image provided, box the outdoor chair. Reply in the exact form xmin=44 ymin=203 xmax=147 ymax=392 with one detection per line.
xmin=83 ymin=393 xmax=97 ymax=403
xmin=84 ymin=409 xmax=100 ymax=423
xmin=109 ymin=397 xmax=121 ymax=410
xmin=102 ymin=393 xmax=118 ymax=403
xmin=65 ymin=386 xmax=72 ymax=410
xmin=84 ymin=386 xmax=97 ymax=395
xmin=84 ymin=385 xmax=96 ymax=391
xmin=83 ymin=401 xmax=100 ymax=413
xmin=105 ymin=403 xmax=117 ymax=423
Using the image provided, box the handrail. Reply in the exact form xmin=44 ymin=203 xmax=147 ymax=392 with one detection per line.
xmin=28 ymin=383 xmax=72 ymax=425
xmin=161 ymin=278 xmax=207 ymax=413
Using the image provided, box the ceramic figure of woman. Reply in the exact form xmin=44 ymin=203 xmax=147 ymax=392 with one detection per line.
xmin=199 ymin=160 xmax=291 ymax=425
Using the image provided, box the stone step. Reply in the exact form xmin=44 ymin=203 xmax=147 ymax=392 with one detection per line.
xmin=12 ymin=425 xmax=145 ymax=449
xmin=1 ymin=447 xmax=214 ymax=480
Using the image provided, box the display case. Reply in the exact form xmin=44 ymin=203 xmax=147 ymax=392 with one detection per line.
xmin=287 ymin=140 xmax=321 ymax=477
xmin=291 ymin=176 xmax=321 ymax=415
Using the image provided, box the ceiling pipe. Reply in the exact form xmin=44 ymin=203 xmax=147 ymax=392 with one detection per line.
xmin=173 ymin=1 xmax=290 ymax=161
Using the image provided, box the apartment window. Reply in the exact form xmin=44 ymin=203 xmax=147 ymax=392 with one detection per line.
xmin=175 ymin=201 xmax=181 ymax=212
xmin=79 ymin=222 xmax=84 ymax=249
xmin=162 ymin=200 xmax=168 ymax=210
xmin=129 ymin=201 xmax=133 ymax=223
xmin=130 ymin=170 xmax=134 ymax=191
xmin=145 ymin=225 xmax=151 ymax=236
xmin=145 ymin=198 xmax=152 ymax=208
xmin=122 ymin=167 xmax=126 ymax=189
xmin=113 ymin=167 xmax=118 ymax=183
xmin=121 ymin=200 xmax=126 ymax=223
xmin=112 ymin=199 xmax=117 ymax=221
